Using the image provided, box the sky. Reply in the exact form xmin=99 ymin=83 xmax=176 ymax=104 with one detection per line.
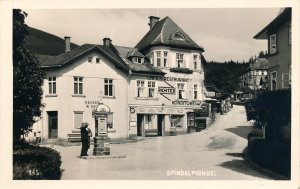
xmin=24 ymin=8 xmax=280 ymax=62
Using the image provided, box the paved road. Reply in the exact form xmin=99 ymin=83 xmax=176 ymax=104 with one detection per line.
xmin=53 ymin=105 xmax=272 ymax=180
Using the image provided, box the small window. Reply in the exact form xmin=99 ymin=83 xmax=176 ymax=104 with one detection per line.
xmin=269 ymin=34 xmax=277 ymax=54
xmin=88 ymin=57 xmax=93 ymax=63
xmin=282 ymin=73 xmax=290 ymax=88
xmin=177 ymin=83 xmax=186 ymax=99
xmin=104 ymin=79 xmax=114 ymax=97
xmin=156 ymin=51 xmax=161 ymax=67
xmin=133 ymin=57 xmax=143 ymax=64
xmin=193 ymin=55 xmax=198 ymax=70
xmin=176 ymin=53 xmax=184 ymax=68
xmin=96 ymin=58 xmax=100 ymax=63
xmin=193 ymin=84 xmax=198 ymax=100
xmin=48 ymin=77 xmax=56 ymax=94
xmin=74 ymin=77 xmax=83 ymax=94
xmin=163 ymin=51 xmax=168 ymax=67
xmin=137 ymin=80 xmax=146 ymax=97
xmin=148 ymin=81 xmax=156 ymax=98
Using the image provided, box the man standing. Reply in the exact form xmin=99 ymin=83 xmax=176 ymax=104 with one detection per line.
xmin=80 ymin=122 xmax=92 ymax=156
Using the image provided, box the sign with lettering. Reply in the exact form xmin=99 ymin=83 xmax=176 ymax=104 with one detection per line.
xmin=172 ymin=100 xmax=201 ymax=106
xmin=158 ymin=87 xmax=176 ymax=94
xmin=146 ymin=76 xmax=200 ymax=82
xmin=206 ymin=91 xmax=216 ymax=98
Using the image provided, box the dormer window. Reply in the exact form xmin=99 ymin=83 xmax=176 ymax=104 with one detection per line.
xmin=269 ymin=34 xmax=277 ymax=54
xmin=133 ymin=57 xmax=143 ymax=64
xmin=171 ymin=31 xmax=186 ymax=41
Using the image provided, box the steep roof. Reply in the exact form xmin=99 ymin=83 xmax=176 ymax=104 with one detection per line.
xmin=114 ymin=46 xmax=165 ymax=75
xmin=38 ymin=43 xmax=165 ymax=76
xmin=254 ymin=8 xmax=291 ymax=39
xmin=135 ymin=16 xmax=204 ymax=52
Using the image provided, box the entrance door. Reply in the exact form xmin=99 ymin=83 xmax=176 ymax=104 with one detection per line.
xmin=137 ymin=114 xmax=144 ymax=136
xmin=157 ymin=115 xmax=165 ymax=136
xmin=48 ymin=111 xmax=58 ymax=139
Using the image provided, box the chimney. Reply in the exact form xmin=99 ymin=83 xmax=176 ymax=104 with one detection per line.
xmin=64 ymin=36 xmax=71 ymax=52
xmin=103 ymin=37 xmax=112 ymax=47
xmin=148 ymin=16 xmax=160 ymax=29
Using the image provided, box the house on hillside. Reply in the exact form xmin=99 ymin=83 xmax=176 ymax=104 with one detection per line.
xmin=239 ymin=58 xmax=268 ymax=99
xmin=28 ymin=16 xmax=206 ymax=142
xmin=254 ymin=8 xmax=291 ymax=91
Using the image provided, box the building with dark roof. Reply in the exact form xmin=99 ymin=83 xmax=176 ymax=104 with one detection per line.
xmin=29 ymin=16 xmax=206 ymax=142
xmin=254 ymin=8 xmax=291 ymax=91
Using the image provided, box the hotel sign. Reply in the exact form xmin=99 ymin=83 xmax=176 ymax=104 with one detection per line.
xmin=158 ymin=87 xmax=175 ymax=94
xmin=172 ymin=100 xmax=201 ymax=106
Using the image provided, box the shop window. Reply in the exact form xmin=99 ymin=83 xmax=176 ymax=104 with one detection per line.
xmin=156 ymin=51 xmax=161 ymax=67
xmin=74 ymin=77 xmax=83 ymax=95
xmin=177 ymin=83 xmax=186 ymax=99
xmin=176 ymin=53 xmax=184 ymax=68
xmin=48 ymin=77 xmax=56 ymax=94
xmin=169 ymin=115 xmax=184 ymax=128
xmin=104 ymin=79 xmax=114 ymax=97
xmin=269 ymin=34 xmax=277 ymax=54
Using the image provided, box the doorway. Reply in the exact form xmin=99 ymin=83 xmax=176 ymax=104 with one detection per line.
xmin=157 ymin=114 xmax=165 ymax=136
xmin=48 ymin=111 xmax=58 ymax=139
xmin=137 ymin=114 xmax=144 ymax=136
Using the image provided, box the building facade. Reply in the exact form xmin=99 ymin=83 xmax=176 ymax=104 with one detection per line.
xmin=254 ymin=8 xmax=291 ymax=91
xmin=30 ymin=16 xmax=206 ymax=141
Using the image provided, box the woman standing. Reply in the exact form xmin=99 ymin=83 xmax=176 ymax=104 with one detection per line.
xmin=80 ymin=122 xmax=91 ymax=156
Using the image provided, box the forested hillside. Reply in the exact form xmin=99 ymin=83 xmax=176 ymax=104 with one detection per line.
xmin=203 ymin=60 xmax=249 ymax=97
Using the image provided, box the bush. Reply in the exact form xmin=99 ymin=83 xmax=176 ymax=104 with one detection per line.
xmin=13 ymin=141 xmax=62 ymax=179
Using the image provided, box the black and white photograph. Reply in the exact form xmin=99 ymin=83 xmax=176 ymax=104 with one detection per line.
xmin=0 ymin=0 xmax=299 ymax=189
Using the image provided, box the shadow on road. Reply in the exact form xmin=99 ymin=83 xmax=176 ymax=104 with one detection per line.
xmin=225 ymin=126 xmax=252 ymax=139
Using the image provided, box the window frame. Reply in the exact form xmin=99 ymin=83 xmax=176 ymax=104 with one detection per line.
xmin=48 ymin=76 xmax=57 ymax=95
xmin=193 ymin=55 xmax=198 ymax=70
xmin=177 ymin=83 xmax=186 ymax=99
xmin=137 ymin=80 xmax=146 ymax=97
xmin=163 ymin=51 xmax=168 ymax=67
xmin=74 ymin=76 xmax=83 ymax=95
xmin=269 ymin=34 xmax=277 ymax=54
xmin=104 ymin=79 xmax=114 ymax=97
xmin=156 ymin=51 xmax=161 ymax=67
xmin=176 ymin=53 xmax=184 ymax=68
xmin=193 ymin=84 xmax=198 ymax=100
xmin=147 ymin=81 xmax=156 ymax=98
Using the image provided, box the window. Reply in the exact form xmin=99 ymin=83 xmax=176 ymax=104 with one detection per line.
xmin=156 ymin=51 xmax=161 ymax=67
xmin=74 ymin=77 xmax=83 ymax=94
xmin=148 ymin=81 xmax=156 ymax=98
xmin=74 ymin=112 xmax=83 ymax=129
xmin=177 ymin=83 xmax=186 ymax=99
xmin=269 ymin=34 xmax=277 ymax=54
xmin=282 ymin=73 xmax=290 ymax=88
xmin=88 ymin=57 xmax=93 ymax=63
xmin=104 ymin=79 xmax=114 ymax=97
xmin=137 ymin=80 xmax=146 ymax=97
xmin=96 ymin=57 xmax=100 ymax=63
xmin=193 ymin=55 xmax=198 ymax=70
xmin=133 ymin=57 xmax=143 ymax=64
xmin=271 ymin=71 xmax=277 ymax=91
xmin=150 ymin=52 xmax=154 ymax=65
xmin=163 ymin=51 xmax=168 ymax=67
xmin=172 ymin=31 xmax=185 ymax=41
xmin=48 ymin=77 xmax=56 ymax=94
xmin=176 ymin=53 xmax=184 ymax=68
xmin=193 ymin=84 xmax=198 ymax=100
xmin=288 ymin=24 xmax=291 ymax=45
xmin=107 ymin=113 xmax=114 ymax=130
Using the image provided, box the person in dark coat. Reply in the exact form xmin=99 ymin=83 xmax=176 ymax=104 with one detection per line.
xmin=80 ymin=122 xmax=92 ymax=156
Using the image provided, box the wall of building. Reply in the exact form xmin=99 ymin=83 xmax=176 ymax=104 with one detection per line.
xmin=267 ymin=21 xmax=291 ymax=90
xmin=32 ymin=51 xmax=129 ymax=140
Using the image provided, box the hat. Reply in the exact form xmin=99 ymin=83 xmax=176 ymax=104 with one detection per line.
xmin=81 ymin=122 xmax=89 ymax=127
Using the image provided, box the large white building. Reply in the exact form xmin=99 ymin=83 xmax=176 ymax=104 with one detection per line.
xmin=31 ymin=16 xmax=206 ymax=141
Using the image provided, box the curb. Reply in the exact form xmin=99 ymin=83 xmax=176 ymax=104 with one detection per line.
xmin=244 ymin=152 xmax=289 ymax=180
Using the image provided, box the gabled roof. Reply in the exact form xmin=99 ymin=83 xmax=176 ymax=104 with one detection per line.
xmin=38 ymin=43 xmax=165 ymax=76
xmin=114 ymin=46 xmax=165 ymax=75
xmin=135 ymin=16 xmax=204 ymax=52
xmin=127 ymin=48 xmax=145 ymax=58
xmin=250 ymin=58 xmax=269 ymax=70
xmin=39 ymin=44 xmax=129 ymax=72
xmin=254 ymin=8 xmax=291 ymax=39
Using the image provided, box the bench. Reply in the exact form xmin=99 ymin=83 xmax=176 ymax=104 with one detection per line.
xmin=145 ymin=129 xmax=158 ymax=137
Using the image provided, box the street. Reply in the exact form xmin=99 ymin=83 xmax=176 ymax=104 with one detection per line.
xmin=53 ymin=105 xmax=273 ymax=180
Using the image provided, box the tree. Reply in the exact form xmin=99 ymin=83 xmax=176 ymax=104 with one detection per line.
xmin=13 ymin=9 xmax=45 ymax=141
